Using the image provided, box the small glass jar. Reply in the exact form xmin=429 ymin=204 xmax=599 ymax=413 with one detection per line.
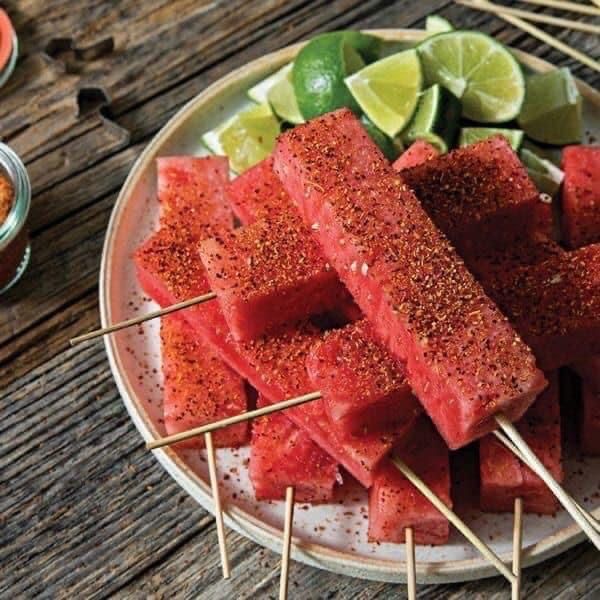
xmin=0 ymin=9 xmax=18 ymax=89
xmin=0 ymin=143 xmax=31 ymax=295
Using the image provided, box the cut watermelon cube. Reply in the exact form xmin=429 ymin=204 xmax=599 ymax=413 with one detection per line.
xmin=572 ymin=355 xmax=600 ymax=393
xmin=306 ymin=319 xmax=421 ymax=436
xmin=392 ymin=140 xmax=439 ymax=171
xmin=161 ymin=315 xmax=248 ymax=448
xmin=485 ymin=244 xmax=600 ymax=370
xmin=249 ymin=394 xmax=339 ymax=502
xmin=561 ymin=145 xmax=600 ymax=249
xmin=368 ymin=417 xmax=451 ymax=545
xmin=399 ymin=136 xmax=550 ymax=258
xmin=226 ymin=156 xmax=292 ymax=225
xmin=274 ymin=108 xmax=546 ymax=450
xmin=480 ymin=372 xmax=562 ymax=514
xmin=199 ymin=212 xmax=349 ymax=341
xmin=581 ymin=383 xmax=600 ymax=455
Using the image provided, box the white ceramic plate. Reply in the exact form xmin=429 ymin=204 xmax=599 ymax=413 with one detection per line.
xmin=100 ymin=30 xmax=600 ymax=583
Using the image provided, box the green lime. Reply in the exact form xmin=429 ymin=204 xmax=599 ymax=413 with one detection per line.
xmin=344 ymin=49 xmax=422 ymax=138
xmin=202 ymin=103 xmax=280 ymax=173
xmin=517 ymin=68 xmax=582 ymax=145
xmin=403 ymin=84 xmax=461 ymax=152
xmin=520 ymin=148 xmax=564 ymax=196
xmin=418 ymin=31 xmax=525 ymax=123
xmin=459 ymin=127 xmax=524 ymax=151
xmin=293 ymin=32 xmax=381 ymax=120
xmin=360 ymin=115 xmax=402 ymax=161
xmin=425 ymin=15 xmax=454 ymax=35
xmin=248 ymin=66 xmax=284 ymax=104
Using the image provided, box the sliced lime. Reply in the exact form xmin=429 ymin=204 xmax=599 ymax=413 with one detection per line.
xmin=248 ymin=66 xmax=285 ymax=104
xmin=266 ymin=65 xmax=304 ymax=124
xmin=459 ymin=127 xmax=524 ymax=151
xmin=345 ymin=49 xmax=422 ymax=138
xmin=418 ymin=31 xmax=525 ymax=123
xmin=518 ymin=68 xmax=582 ymax=145
xmin=360 ymin=115 xmax=402 ymax=161
xmin=520 ymin=148 xmax=564 ymax=196
xmin=426 ymin=15 xmax=454 ymax=35
xmin=202 ymin=103 xmax=280 ymax=173
xmin=403 ymin=84 xmax=461 ymax=152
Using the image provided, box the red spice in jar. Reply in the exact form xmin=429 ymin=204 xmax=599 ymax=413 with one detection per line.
xmin=0 ymin=173 xmax=28 ymax=290
xmin=0 ymin=174 xmax=11 ymax=222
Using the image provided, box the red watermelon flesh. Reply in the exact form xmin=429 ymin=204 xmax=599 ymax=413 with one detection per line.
xmin=480 ymin=372 xmax=562 ymax=514
xmin=306 ymin=319 xmax=421 ymax=436
xmin=572 ymin=355 xmax=600 ymax=393
xmin=561 ymin=145 xmax=600 ymax=249
xmin=199 ymin=212 xmax=350 ymax=341
xmin=161 ymin=315 xmax=248 ymax=448
xmin=581 ymin=383 xmax=600 ymax=456
xmin=399 ymin=136 xmax=551 ymax=260
xmin=226 ymin=156 xmax=292 ymax=225
xmin=368 ymin=417 xmax=451 ymax=545
xmin=485 ymin=244 xmax=600 ymax=371
xmin=273 ymin=108 xmax=546 ymax=450
xmin=392 ymin=140 xmax=439 ymax=171
xmin=249 ymin=394 xmax=339 ymax=502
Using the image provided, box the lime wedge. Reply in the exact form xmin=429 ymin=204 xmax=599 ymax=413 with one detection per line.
xmin=459 ymin=127 xmax=524 ymax=151
xmin=202 ymin=103 xmax=280 ymax=173
xmin=520 ymin=148 xmax=564 ymax=196
xmin=360 ymin=115 xmax=402 ymax=161
xmin=248 ymin=66 xmax=284 ymax=104
xmin=267 ymin=65 xmax=304 ymax=124
xmin=418 ymin=31 xmax=525 ymax=123
xmin=345 ymin=49 xmax=422 ymax=137
xmin=403 ymin=84 xmax=461 ymax=152
xmin=517 ymin=68 xmax=582 ymax=145
xmin=426 ymin=15 xmax=454 ymax=35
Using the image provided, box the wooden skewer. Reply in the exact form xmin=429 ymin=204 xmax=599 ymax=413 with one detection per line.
xmin=205 ymin=431 xmax=230 ymax=579
xmin=279 ymin=486 xmax=295 ymax=600
xmin=512 ymin=497 xmax=523 ymax=600
xmin=495 ymin=415 xmax=600 ymax=550
xmin=457 ymin=0 xmax=600 ymax=34
xmin=493 ymin=430 xmax=600 ymax=532
xmin=391 ymin=457 xmax=516 ymax=584
xmin=520 ymin=0 xmax=600 ymax=16
xmin=405 ymin=527 xmax=417 ymax=600
xmin=456 ymin=0 xmax=600 ymax=72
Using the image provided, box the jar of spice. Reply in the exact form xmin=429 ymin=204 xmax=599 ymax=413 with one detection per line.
xmin=0 ymin=9 xmax=17 ymax=88
xmin=0 ymin=143 xmax=31 ymax=294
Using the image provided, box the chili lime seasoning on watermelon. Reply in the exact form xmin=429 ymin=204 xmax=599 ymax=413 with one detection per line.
xmin=392 ymin=140 xmax=439 ymax=171
xmin=273 ymin=108 xmax=546 ymax=450
xmin=480 ymin=372 xmax=562 ymax=515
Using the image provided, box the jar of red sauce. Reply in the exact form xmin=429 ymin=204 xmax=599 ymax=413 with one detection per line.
xmin=0 ymin=9 xmax=17 ymax=88
xmin=0 ymin=144 xmax=31 ymax=294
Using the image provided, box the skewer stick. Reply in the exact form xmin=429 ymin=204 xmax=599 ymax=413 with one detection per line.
xmin=512 ymin=497 xmax=523 ymax=600
xmin=495 ymin=415 xmax=600 ymax=550
xmin=279 ymin=486 xmax=295 ymax=600
xmin=405 ymin=527 xmax=417 ymax=600
xmin=69 ymin=291 xmax=218 ymax=345
xmin=146 ymin=391 xmax=323 ymax=450
xmin=205 ymin=431 xmax=230 ymax=579
xmin=520 ymin=0 xmax=600 ymax=16
xmin=456 ymin=0 xmax=600 ymax=34
xmin=455 ymin=0 xmax=600 ymax=72
xmin=493 ymin=430 xmax=600 ymax=533
xmin=391 ymin=457 xmax=516 ymax=584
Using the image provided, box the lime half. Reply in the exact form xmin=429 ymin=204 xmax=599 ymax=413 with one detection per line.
xmin=520 ymin=148 xmax=564 ymax=196
xmin=418 ymin=31 xmax=525 ymax=123
xmin=403 ymin=84 xmax=461 ymax=152
xmin=345 ymin=49 xmax=422 ymax=138
xmin=426 ymin=15 xmax=454 ymax=35
xmin=459 ymin=127 xmax=524 ymax=151
xmin=202 ymin=103 xmax=280 ymax=173
xmin=518 ymin=68 xmax=582 ymax=145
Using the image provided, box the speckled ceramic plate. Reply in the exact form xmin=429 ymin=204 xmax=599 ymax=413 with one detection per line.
xmin=100 ymin=29 xmax=600 ymax=584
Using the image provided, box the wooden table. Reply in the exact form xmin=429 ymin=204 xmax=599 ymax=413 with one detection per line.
xmin=1 ymin=1 xmax=598 ymax=597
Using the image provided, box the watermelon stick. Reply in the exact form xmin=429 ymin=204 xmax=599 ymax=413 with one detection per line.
xmin=279 ymin=486 xmax=295 ymax=600
xmin=204 ymin=431 xmax=230 ymax=579
xmin=493 ymin=430 xmax=600 ymax=534
xmin=390 ymin=457 xmax=516 ymax=584
xmin=405 ymin=528 xmax=416 ymax=600
xmin=512 ymin=498 xmax=523 ymax=600
xmin=69 ymin=291 xmax=218 ymax=345
xmin=495 ymin=415 xmax=600 ymax=550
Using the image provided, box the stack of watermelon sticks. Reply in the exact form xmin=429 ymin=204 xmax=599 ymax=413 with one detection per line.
xmin=73 ymin=110 xmax=600 ymax=592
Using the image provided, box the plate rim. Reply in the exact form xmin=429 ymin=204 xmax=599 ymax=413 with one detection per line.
xmin=99 ymin=28 xmax=600 ymax=584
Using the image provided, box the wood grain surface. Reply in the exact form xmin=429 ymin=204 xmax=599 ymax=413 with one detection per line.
xmin=1 ymin=1 xmax=598 ymax=598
